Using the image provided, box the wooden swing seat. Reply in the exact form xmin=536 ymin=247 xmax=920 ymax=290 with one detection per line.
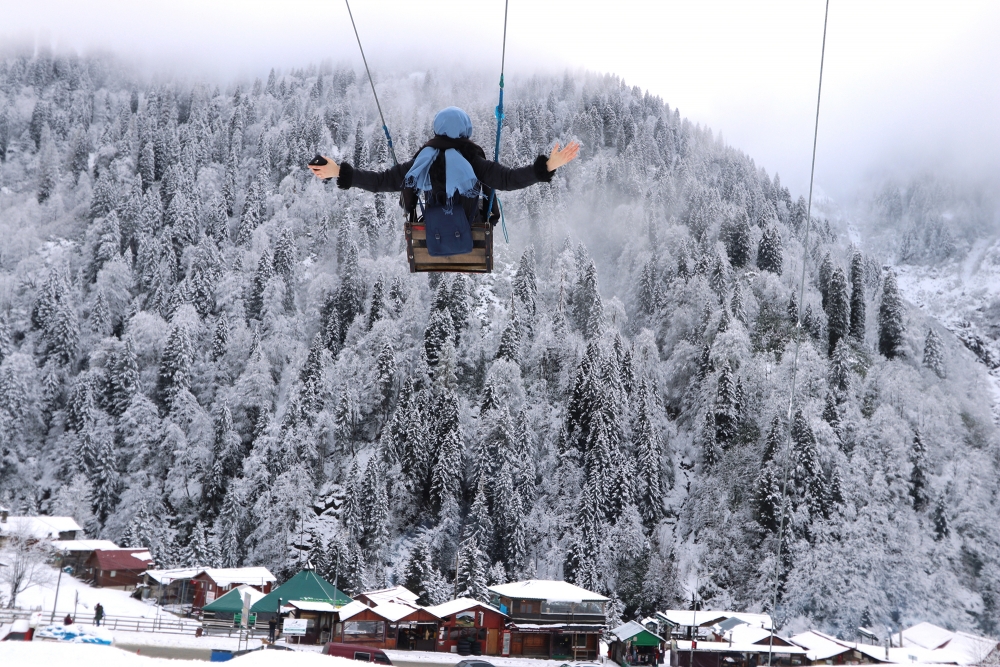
xmin=405 ymin=219 xmax=494 ymax=274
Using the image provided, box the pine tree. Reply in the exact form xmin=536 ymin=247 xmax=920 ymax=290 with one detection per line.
xmin=818 ymin=253 xmax=833 ymax=311
xmin=726 ymin=215 xmax=753 ymax=268
xmin=731 ymin=281 xmax=747 ymax=326
xmin=424 ymin=308 xmax=455 ymax=367
xmin=791 ymin=409 xmax=827 ymax=521
xmin=375 ymin=340 xmax=396 ymax=411
xmin=822 ymin=392 xmax=840 ymax=433
xmin=923 ymin=328 xmax=945 ymax=378
xmin=638 ymin=259 xmax=658 ymax=315
xmin=849 ymin=251 xmax=866 ymax=341
xmin=909 ymin=430 xmax=929 ymax=512
xmin=359 ymin=455 xmax=389 ymax=556
xmin=754 ymin=461 xmax=783 ymax=533
xmin=237 ymin=168 xmax=268 ymax=245
xmin=757 ymin=225 xmax=784 ymax=275
xmin=429 ymin=390 xmax=463 ymax=518
xmin=933 ymin=494 xmax=949 ymax=540
xmin=246 ymin=249 xmax=273 ymax=322
xmin=826 ymin=266 xmax=850 ymax=356
xmin=212 ymin=313 xmax=229 ymax=361
xmin=700 ymin=411 xmax=720 ymax=468
xmin=714 ymin=363 xmax=738 ymax=447
xmin=830 ymin=339 xmax=851 ymax=394
xmin=273 ymin=227 xmax=296 ymax=277
xmin=367 ymin=274 xmax=386 ymax=330
xmin=635 ymin=385 xmax=664 ymax=527
xmin=496 ymin=312 xmax=522 ymax=362
xmin=107 ymin=337 xmax=139 ymax=418
xmin=158 ymin=323 xmax=193 ymax=409
xmin=575 ymin=260 xmax=604 ymax=339
xmin=402 ymin=539 xmax=438 ymax=606
xmin=878 ymin=271 xmax=906 ymax=359
xmin=455 ymin=536 xmax=489 ymax=602
xmin=47 ymin=297 xmax=79 ymax=366
xmin=514 ymin=246 xmax=538 ymax=318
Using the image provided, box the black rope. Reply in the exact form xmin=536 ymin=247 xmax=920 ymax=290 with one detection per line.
xmin=344 ymin=0 xmax=398 ymax=166
xmin=766 ymin=0 xmax=830 ymax=662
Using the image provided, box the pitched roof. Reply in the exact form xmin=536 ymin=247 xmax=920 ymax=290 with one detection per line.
xmin=359 ymin=585 xmax=420 ymax=606
xmin=145 ymin=567 xmax=202 ymax=583
xmin=674 ymin=640 xmax=807 ymax=655
xmin=0 ymin=516 xmax=83 ymax=540
xmin=250 ymin=569 xmax=351 ymax=613
xmin=50 ymin=539 xmax=123 ymax=552
xmin=658 ymin=610 xmax=773 ymax=630
xmin=88 ymin=549 xmax=154 ymax=571
xmin=203 ymin=584 xmax=269 ymax=614
xmin=425 ymin=598 xmax=506 ymax=619
xmin=612 ymin=620 xmax=665 ymax=646
xmin=790 ymin=630 xmax=857 ymax=661
xmin=488 ymin=580 xmax=608 ymax=603
xmin=903 ymin=622 xmax=958 ymax=650
xmin=336 ymin=600 xmax=371 ymax=620
xmin=198 ymin=567 xmax=276 ymax=587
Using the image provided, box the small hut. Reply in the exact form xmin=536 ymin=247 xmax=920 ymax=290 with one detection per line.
xmin=611 ymin=621 xmax=666 ymax=666
xmin=250 ymin=569 xmax=351 ymax=645
xmin=202 ymin=584 xmax=268 ymax=628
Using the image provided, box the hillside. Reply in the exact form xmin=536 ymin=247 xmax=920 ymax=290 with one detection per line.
xmin=0 ymin=51 xmax=998 ymax=638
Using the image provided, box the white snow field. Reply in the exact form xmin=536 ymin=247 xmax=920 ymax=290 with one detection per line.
xmin=0 ymin=642 xmax=354 ymax=666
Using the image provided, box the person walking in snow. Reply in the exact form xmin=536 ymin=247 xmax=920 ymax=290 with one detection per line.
xmin=308 ymin=107 xmax=579 ymax=226
xmin=268 ymin=617 xmax=278 ymax=643
xmin=94 ymin=603 xmax=105 ymax=626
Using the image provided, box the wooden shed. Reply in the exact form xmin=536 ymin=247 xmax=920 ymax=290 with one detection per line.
xmin=425 ymin=598 xmax=508 ymax=656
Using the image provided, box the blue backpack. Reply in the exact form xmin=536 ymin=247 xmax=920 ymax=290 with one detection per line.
xmin=423 ymin=191 xmax=474 ymax=257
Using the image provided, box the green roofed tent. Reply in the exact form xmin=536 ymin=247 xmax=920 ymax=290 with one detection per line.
xmin=250 ymin=569 xmax=351 ymax=614
xmin=203 ymin=584 xmax=267 ymax=614
xmin=612 ymin=620 xmax=665 ymax=647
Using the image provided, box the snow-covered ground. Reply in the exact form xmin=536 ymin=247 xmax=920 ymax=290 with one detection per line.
xmin=384 ymin=650 xmax=585 ymax=667
xmin=0 ymin=642 xmax=349 ymax=666
xmin=894 ymin=236 xmax=1000 ymax=421
xmin=4 ymin=557 xmax=166 ymax=619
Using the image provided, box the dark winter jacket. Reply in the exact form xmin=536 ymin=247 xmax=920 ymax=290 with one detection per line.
xmin=337 ymin=136 xmax=553 ymax=224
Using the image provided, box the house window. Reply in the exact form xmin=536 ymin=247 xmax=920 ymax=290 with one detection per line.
xmin=573 ymin=634 xmax=588 ymax=648
xmin=110 ymin=571 xmax=117 ymax=577
xmin=344 ymin=621 xmax=385 ymax=640
xmin=518 ymin=601 xmax=536 ymax=614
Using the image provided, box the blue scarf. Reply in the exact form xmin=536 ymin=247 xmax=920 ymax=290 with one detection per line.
xmin=404 ymin=107 xmax=480 ymax=200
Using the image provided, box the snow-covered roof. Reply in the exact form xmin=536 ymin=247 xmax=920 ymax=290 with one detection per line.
xmin=0 ymin=516 xmax=83 ymax=540
xmin=790 ymin=630 xmax=857 ymax=661
xmin=371 ymin=601 xmax=422 ymax=622
xmin=360 ymin=585 xmax=421 ymax=606
xmin=726 ymin=625 xmax=775 ymax=645
xmin=289 ymin=600 xmax=340 ymax=612
xmin=673 ymin=640 xmax=807 ymax=655
xmin=337 ymin=600 xmax=372 ymax=621
xmin=904 ymin=622 xmax=959 ymax=650
xmin=612 ymin=620 xmax=664 ymax=643
xmin=659 ymin=610 xmax=772 ymax=630
xmin=425 ymin=598 xmax=506 ymax=619
xmin=144 ymin=566 xmax=275 ymax=586
xmin=200 ymin=567 xmax=276 ymax=587
xmin=488 ymin=580 xmax=608 ymax=603
xmin=50 ymin=540 xmax=123 ymax=552
xmin=899 ymin=622 xmax=999 ymax=665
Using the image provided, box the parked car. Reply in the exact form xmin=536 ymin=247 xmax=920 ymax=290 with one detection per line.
xmin=456 ymin=660 xmax=496 ymax=667
xmin=321 ymin=642 xmax=392 ymax=664
xmin=0 ymin=620 xmax=34 ymax=642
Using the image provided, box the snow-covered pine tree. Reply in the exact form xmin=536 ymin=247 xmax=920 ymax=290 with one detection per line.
xmin=790 ymin=409 xmax=827 ymax=523
xmin=826 ymin=267 xmax=850 ymax=357
xmin=495 ymin=311 xmax=521 ymax=363
xmin=700 ymin=411 xmax=720 ymax=468
xmin=514 ymin=245 xmax=537 ymax=318
xmin=849 ymin=251 xmax=866 ymax=341
xmin=158 ymin=323 xmax=193 ymax=410
xmin=246 ymin=248 xmax=273 ymax=322
xmin=359 ymin=454 xmax=389 ymax=557
xmin=575 ymin=259 xmax=604 ymax=339
xmin=424 ymin=307 xmax=455 ymax=367
xmin=909 ymin=430 xmax=929 ymax=512
xmin=429 ymin=389 xmax=462 ymax=518
xmin=933 ymin=494 xmax=949 ymax=541
xmin=367 ymin=274 xmax=386 ymax=330
xmin=726 ymin=214 xmax=753 ymax=268
xmin=635 ymin=384 xmax=665 ymax=528
xmin=922 ymin=328 xmax=945 ymax=378
xmin=878 ymin=270 xmax=906 ymax=359
xmin=818 ymin=253 xmax=833 ymax=311
xmin=714 ymin=363 xmax=738 ymax=447
xmin=757 ymin=225 xmax=784 ymax=275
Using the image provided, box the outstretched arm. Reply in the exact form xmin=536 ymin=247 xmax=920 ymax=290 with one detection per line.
xmin=308 ymin=156 xmax=413 ymax=193
xmin=474 ymin=141 xmax=582 ymax=192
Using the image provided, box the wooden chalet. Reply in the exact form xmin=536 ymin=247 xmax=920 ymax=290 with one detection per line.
xmin=85 ymin=548 xmax=155 ymax=589
xmin=425 ymin=597 xmax=508 ymax=655
xmin=190 ymin=567 xmax=275 ymax=609
xmin=49 ymin=539 xmax=123 ymax=573
xmin=489 ymin=580 xmax=607 ymax=660
xmin=672 ymin=625 xmax=806 ymax=667
xmin=790 ymin=630 xmax=877 ymax=665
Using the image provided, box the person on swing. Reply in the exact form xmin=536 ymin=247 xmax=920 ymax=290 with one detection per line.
xmin=308 ymin=107 xmax=579 ymax=255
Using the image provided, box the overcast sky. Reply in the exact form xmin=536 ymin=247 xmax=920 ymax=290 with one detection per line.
xmin=2 ymin=0 xmax=998 ymax=201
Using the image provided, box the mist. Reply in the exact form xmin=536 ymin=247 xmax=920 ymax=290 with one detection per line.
xmin=2 ymin=0 xmax=999 ymax=203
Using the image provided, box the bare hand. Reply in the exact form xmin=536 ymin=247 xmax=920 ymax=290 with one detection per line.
xmin=308 ymin=157 xmax=340 ymax=180
xmin=546 ymin=141 xmax=581 ymax=171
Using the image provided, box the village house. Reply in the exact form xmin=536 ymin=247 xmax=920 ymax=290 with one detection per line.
xmin=142 ymin=566 xmax=276 ymax=609
xmin=425 ymin=597 xmax=508 ymax=655
xmin=671 ymin=625 xmax=807 ymax=667
xmin=49 ymin=539 xmax=124 ymax=573
xmin=610 ymin=620 xmax=667 ymax=666
xmin=488 ymin=579 xmax=607 ymax=660
xmin=790 ymin=630 xmax=875 ymax=665
xmin=85 ymin=548 xmax=155 ymax=589
xmin=0 ymin=512 xmax=82 ymax=545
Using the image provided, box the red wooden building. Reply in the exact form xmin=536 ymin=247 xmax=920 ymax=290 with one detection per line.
xmin=425 ymin=598 xmax=509 ymax=656
xmin=85 ymin=549 xmax=155 ymax=589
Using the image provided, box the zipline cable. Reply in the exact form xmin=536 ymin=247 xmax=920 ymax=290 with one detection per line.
xmin=344 ymin=0 xmax=398 ymax=166
xmin=488 ymin=0 xmax=511 ymax=243
xmin=766 ymin=1 xmax=830 ymax=663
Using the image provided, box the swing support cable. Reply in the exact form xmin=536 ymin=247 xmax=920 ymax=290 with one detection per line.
xmin=766 ymin=1 xmax=830 ymax=664
xmin=344 ymin=0 xmax=398 ymax=166
xmin=488 ymin=0 xmax=511 ymax=243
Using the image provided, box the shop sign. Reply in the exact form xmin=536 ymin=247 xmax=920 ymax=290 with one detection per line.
xmin=284 ymin=618 xmax=308 ymax=636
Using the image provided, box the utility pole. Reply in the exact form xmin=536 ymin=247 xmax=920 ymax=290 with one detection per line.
xmin=50 ymin=564 xmax=65 ymax=623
